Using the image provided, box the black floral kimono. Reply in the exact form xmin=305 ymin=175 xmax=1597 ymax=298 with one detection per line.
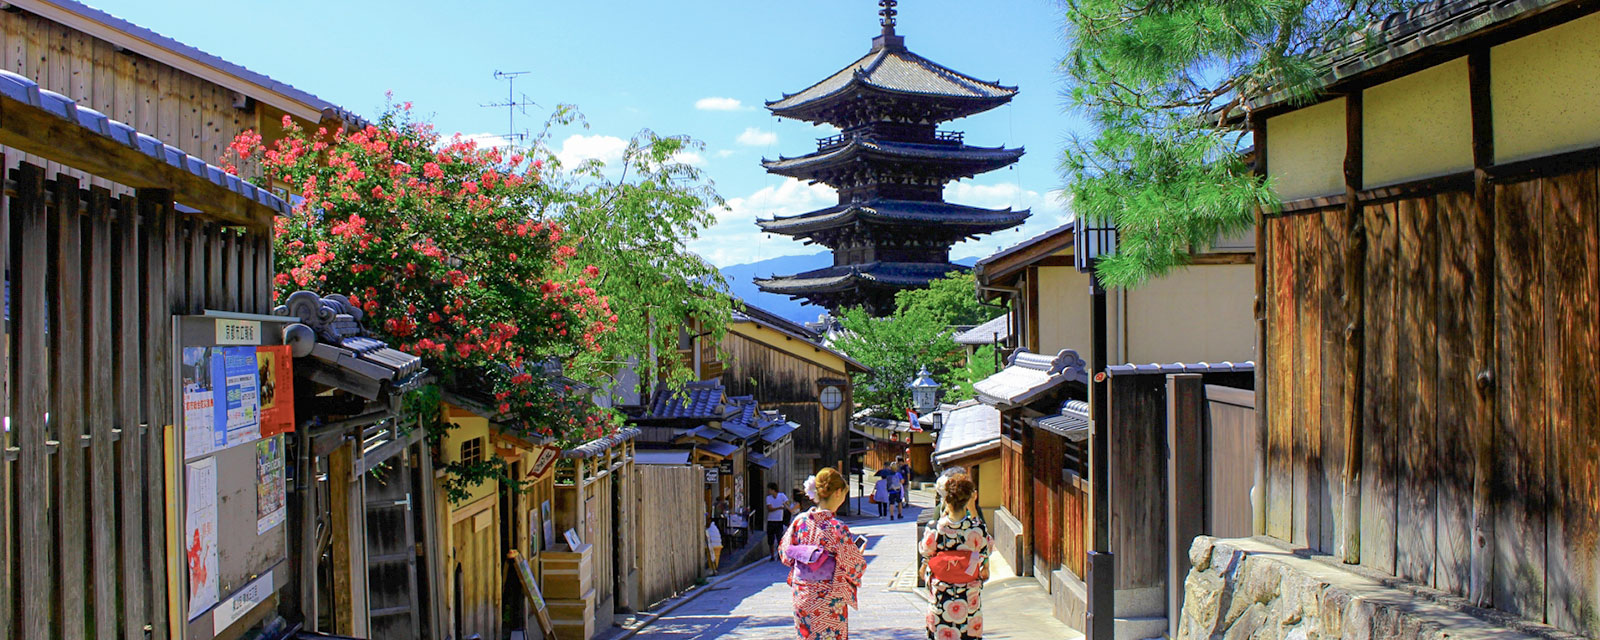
xmin=918 ymin=514 xmax=992 ymax=640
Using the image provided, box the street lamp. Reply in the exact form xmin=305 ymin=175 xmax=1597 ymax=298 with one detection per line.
xmin=910 ymin=365 xmax=940 ymax=417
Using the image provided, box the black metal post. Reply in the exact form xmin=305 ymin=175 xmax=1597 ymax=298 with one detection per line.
xmin=1087 ymin=267 xmax=1115 ymax=640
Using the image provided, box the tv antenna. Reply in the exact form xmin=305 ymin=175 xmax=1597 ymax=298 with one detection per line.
xmin=481 ymin=70 xmax=538 ymax=146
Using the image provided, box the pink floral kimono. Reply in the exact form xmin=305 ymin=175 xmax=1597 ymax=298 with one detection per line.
xmin=779 ymin=507 xmax=867 ymax=640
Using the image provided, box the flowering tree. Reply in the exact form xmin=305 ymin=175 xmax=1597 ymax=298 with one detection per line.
xmin=226 ymin=104 xmax=625 ymax=497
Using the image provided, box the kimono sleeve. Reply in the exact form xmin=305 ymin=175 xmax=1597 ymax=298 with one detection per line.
xmin=778 ymin=517 xmax=800 ymax=568
xmin=918 ymin=522 xmax=938 ymax=558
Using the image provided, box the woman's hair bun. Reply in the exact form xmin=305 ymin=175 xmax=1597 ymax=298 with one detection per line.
xmin=815 ymin=467 xmax=846 ymax=499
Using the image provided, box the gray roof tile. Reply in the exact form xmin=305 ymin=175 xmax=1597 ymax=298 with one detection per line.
xmin=974 ymin=348 xmax=1089 ymax=408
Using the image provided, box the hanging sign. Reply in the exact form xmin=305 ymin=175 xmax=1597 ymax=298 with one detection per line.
xmin=528 ymin=444 xmax=562 ymax=480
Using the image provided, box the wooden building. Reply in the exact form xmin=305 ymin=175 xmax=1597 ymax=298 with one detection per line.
xmin=1247 ymin=0 xmax=1600 ymax=636
xmin=0 ymin=0 xmax=359 ymax=188
xmin=752 ymin=4 xmax=1028 ymax=315
xmin=972 ymin=218 xmax=1256 ymax=634
xmin=930 ymin=401 xmax=1003 ymax=525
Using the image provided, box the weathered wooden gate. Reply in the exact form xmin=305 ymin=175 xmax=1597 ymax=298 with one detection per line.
xmin=364 ymin=448 xmax=422 ymax=639
xmin=1204 ymin=384 xmax=1258 ymax=538
xmin=0 ymin=69 xmax=282 ymax=640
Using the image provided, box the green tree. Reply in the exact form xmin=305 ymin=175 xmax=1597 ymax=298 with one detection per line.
xmin=834 ymin=272 xmax=1004 ymax=417
xmin=1060 ymin=0 xmax=1421 ymax=287
xmin=893 ymin=271 xmax=994 ymax=327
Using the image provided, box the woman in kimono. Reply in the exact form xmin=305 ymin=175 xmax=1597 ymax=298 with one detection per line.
xmin=919 ymin=472 xmax=992 ymax=640
xmin=780 ymin=467 xmax=867 ymax=640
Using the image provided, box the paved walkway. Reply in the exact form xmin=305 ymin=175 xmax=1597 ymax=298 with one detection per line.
xmin=627 ymin=488 xmax=1078 ymax=640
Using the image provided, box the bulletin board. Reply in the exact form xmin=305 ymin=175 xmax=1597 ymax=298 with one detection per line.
xmin=173 ymin=314 xmax=298 ymax=639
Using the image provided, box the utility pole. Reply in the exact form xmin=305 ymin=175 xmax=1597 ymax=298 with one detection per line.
xmin=480 ymin=70 xmax=536 ymax=147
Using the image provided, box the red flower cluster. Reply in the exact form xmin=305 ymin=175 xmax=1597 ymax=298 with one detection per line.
xmin=222 ymin=102 xmax=619 ymax=446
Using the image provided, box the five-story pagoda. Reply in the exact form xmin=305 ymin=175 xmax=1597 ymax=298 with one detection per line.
xmin=754 ymin=0 xmax=1029 ymax=315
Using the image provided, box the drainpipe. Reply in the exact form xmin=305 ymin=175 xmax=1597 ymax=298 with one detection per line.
xmin=1086 ymin=266 xmax=1115 ymax=640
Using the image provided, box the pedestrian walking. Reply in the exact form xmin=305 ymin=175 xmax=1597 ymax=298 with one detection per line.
xmin=706 ymin=515 xmax=723 ymax=576
xmin=780 ymin=467 xmax=867 ymax=640
xmin=766 ymin=482 xmax=794 ymax=561
xmin=871 ymin=475 xmax=889 ymax=517
xmin=919 ymin=472 xmax=991 ymax=640
xmin=886 ymin=461 xmax=905 ymax=520
xmin=898 ymin=457 xmax=913 ymax=508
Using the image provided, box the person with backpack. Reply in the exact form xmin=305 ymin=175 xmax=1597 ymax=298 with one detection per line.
xmin=780 ymin=467 xmax=867 ymax=639
xmin=886 ymin=461 xmax=905 ymax=520
xmin=919 ymin=472 xmax=991 ymax=639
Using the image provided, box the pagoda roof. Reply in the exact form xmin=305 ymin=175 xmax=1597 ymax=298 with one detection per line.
xmin=763 ymin=137 xmax=1023 ymax=180
xmin=754 ymin=261 xmax=969 ymax=296
xmin=767 ymin=40 xmax=1017 ymax=123
xmin=757 ymin=198 xmax=1029 ymax=237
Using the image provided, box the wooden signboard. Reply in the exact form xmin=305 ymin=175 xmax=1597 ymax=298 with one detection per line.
xmin=510 ymin=549 xmax=557 ymax=639
xmin=529 ymin=444 xmax=562 ymax=481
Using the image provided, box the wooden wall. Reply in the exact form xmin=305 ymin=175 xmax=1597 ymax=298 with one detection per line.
xmin=719 ymin=332 xmax=852 ymax=474
xmin=634 ymin=464 xmax=706 ymax=608
xmin=0 ymin=163 xmax=273 ymax=640
xmin=0 ymin=9 xmax=275 ymax=193
xmin=1263 ymin=166 xmax=1600 ymax=635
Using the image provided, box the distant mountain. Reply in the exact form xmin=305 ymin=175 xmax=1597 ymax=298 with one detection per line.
xmin=718 ymin=252 xmax=980 ymax=325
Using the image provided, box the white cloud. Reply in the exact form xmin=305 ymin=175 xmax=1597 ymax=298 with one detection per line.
xmin=695 ymin=97 xmax=748 ymax=111
xmin=687 ymin=179 xmax=836 ymax=266
xmin=715 ymin=149 xmax=737 ymax=159
xmin=672 ymin=151 xmax=705 ymax=167
xmin=945 ymin=182 xmax=1075 ymax=262
xmin=556 ymin=134 xmax=628 ymax=168
xmin=737 ymin=127 xmax=778 ymax=147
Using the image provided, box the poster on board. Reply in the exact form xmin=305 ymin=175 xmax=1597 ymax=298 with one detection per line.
xmin=256 ymin=345 xmax=295 ymax=438
xmin=182 ymin=347 xmax=224 ymax=459
xmin=221 ymin=346 xmax=261 ymax=447
xmin=185 ymin=457 xmax=220 ymax=618
xmin=256 ymin=436 xmax=287 ymax=534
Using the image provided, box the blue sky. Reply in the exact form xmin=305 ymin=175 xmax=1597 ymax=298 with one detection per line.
xmin=88 ymin=0 xmax=1089 ymax=266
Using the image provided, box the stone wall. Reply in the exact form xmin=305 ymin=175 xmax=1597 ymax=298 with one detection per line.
xmin=1176 ymin=536 xmax=1581 ymax=640
xmin=993 ymin=507 xmax=1025 ymax=574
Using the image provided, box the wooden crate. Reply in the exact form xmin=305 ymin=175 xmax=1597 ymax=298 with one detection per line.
xmin=546 ymin=587 xmax=596 ymax=640
xmin=540 ymin=543 xmax=594 ymax=600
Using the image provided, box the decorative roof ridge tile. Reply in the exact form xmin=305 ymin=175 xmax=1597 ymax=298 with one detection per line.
xmin=1103 ymin=361 xmax=1256 ymax=376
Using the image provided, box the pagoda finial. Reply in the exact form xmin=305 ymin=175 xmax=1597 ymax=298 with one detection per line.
xmin=879 ymin=0 xmax=898 ymax=35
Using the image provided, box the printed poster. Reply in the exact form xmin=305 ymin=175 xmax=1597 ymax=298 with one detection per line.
xmin=182 ymin=347 xmax=224 ymax=459
xmin=185 ymin=457 xmax=220 ymax=619
xmin=255 ymin=345 xmax=295 ymax=438
xmin=221 ymin=346 xmax=261 ymax=447
xmin=256 ymin=436 xmax=287 ymax=534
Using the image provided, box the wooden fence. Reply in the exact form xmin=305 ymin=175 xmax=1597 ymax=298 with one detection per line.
xmin=634 ymin=464 xmax=706 ymax=608
xmin=0 ymin=161 xmax=273 ymax=640
xmin=1262 ymin=164 xmax=1600 ymax=634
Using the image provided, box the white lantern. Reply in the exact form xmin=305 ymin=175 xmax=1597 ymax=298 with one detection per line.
xmin=909 ymin=365 xmax=940 ymax=415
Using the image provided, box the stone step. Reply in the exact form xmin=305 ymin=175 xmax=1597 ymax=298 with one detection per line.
xmin=1113 ymin=615 xmax=1168 ymax=640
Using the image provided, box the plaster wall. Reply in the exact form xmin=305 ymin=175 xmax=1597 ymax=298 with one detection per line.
xmin=1493 ymin=10 xmax=1600 ymax=163
xmin=443 ymin=413 xmax=496 ymax=507
xmin=1125 ymin=263 xmax=1256 ymax=364
xmin=1364 ymin=57 xmax=1472 ymax=187
xmin=1036 ymin=264 xmax=1092 ymax=356
xmin=1267 ymin=98 xmax=1346 ymax=200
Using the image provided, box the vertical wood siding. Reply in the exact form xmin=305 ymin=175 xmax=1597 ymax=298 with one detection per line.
xmin=1263 ymin=166 xmax=1600 ymax=636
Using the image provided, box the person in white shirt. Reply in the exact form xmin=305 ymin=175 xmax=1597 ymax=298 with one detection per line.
xmin=765 ymin=483 xmax=793 ymax=561
xmin=706 ymin=515 xmax=723 ymax=575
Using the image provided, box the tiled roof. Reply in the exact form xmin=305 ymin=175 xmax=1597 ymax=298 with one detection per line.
xmin=1033 ymin=400 xmax=1090 ymax=441
xmin=933 ymin=402 xmax=1001 ymax=464
xmin=974 ymin=348 xmax=1089 ymax=408
xmin=757 ymin=199 xmax=1029 ymax=236
xmin=0 ymin=69 xmax=290 ymax=216
xmin=720 ymin=421 xmax=759 ymax=441
xmin=768 ymin=43 xmax=1016 ymax=115
xmin=635 ymin=449 xmax=693 ymax=466
xmin=732 ymin=302 xmax=872 ymax=373
xmin=747 ymin=452 xmax=777 ymax=469
xmin=760 ymin=421 xmax=801 ymax=444
xmin=953 ymin=314 xmax=1011 ymax=346
xmin=763 ymin=137 xmax=1023 ymax=178
xmin=1249 ymin=0 xmax=1565 ymax=111
xmin=645 ymin=380 xmax=727 ymax=421
xmin=671 ymin=425 xmax=720 ymax=443
xmin=695 ymin=441 xmax=740 ymax=459
xmin=755 ymin=261 xmax=970 ymax=295
xmin=276 ymin=291 xmax=424 ymax=400
xmin=1104 ymin=361 xmax=1255 ymax=377
xmin=562 ymin=428 xmax=642 ymax=459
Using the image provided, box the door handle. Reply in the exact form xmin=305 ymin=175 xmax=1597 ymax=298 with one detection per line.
xmin=394 ymin=495 xmax=412 ymax=510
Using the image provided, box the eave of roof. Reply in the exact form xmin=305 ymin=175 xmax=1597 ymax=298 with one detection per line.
xmin=973 ymin=348 xmax=1089 ymax=409
xmin=974 ymin=220 xmax=1077 ymax=285
xmin=756 ymin=262 xmax=970 ymax=295
xmin=757 ymin=199 xmax=1030 ymax=237
xmin=732 ymin=301 xmax=872 ymax=373
xmin=953 ymin=314 xmax=1011 ymax=346
xmin=763 ymin=138 xmax=1024 ymax=177
xmin=1104 ymin=361 xmax=1256 ymax=376
xmin=14 ymin=0 xmax=363 ymax=126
